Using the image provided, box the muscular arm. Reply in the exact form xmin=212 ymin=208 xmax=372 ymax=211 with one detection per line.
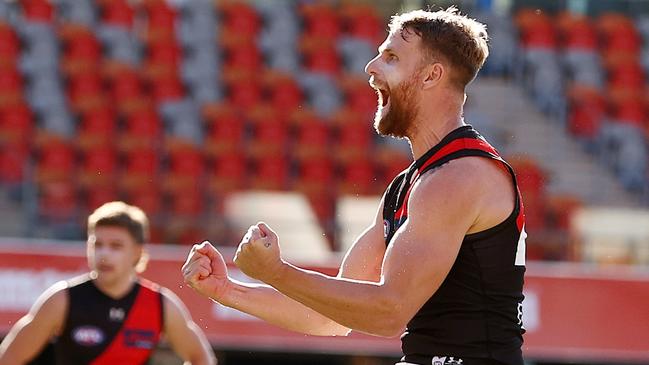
xmin=0 ymin=281 xmax=67 ymax=365
xmin=186 ymin=197 xmax=388 ymax=337
xmin=162 ymin=288 xmax=216 ymax=365
xmin=259 ymin=160 xmax=494 ymax=337
xmin=218 ymin=200 xmax=387 ymax=336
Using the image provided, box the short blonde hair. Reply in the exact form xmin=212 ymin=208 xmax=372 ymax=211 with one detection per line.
xmin=389 ymin=7 xmax=489 ymax=89
xmin=88 ymin=201 xmax=150 ymax=244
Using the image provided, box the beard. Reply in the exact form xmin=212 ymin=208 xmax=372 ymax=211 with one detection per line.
xmin=373 ymin=75 xmax=419 ymax=138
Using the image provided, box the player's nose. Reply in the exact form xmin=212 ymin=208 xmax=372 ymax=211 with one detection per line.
xmin=364 ymin=54 xmax=380 ymax=75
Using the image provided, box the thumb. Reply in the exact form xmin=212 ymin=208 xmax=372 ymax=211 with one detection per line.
xmin=257 ymin=222 xmax=276 ymax=239
xmin=196 ymin=241 xmax=219 ymax=260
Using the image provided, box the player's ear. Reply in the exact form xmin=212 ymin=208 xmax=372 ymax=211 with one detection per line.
xmin=135 ymin=246 xmax=149 ymax=273
xmin=422 ymin=62 xmax=444 ymax=90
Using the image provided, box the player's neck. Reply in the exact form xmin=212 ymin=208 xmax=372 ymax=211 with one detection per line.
xmin=407 ymin=95 xmax=465 ymax=160
xmin=93 ymin=273 xmax=137 ymax=300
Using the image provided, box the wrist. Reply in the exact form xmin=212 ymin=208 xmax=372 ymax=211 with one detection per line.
xmin=267 ymin=259 xmax=289 ymax=287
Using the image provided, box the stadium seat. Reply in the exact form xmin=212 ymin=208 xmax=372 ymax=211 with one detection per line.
xmin=293 ymin=155 xmax=335 ymax=195
xmin=0 ymin=102 xmax=33 ymax=146
xmin=67 ymin=72 xmax=106 ymax=114
xmin=337 ymin=156 xmax=379 ymax=196
xmin=222 ymin=43 xmax=263 ymax=78
xmin=144 ymin=41 xmax=182 ymax=81
xmin=35 ymin=140 xmax=76 ymax=183
xmin=332 ymin=117 xmax=374 ymax=162
xmin=120 ymin=146 xmax=159 ymax=192
xmin=163 ymin=145 xmax=205 ymax=193
xmin=98 ymin=0 xmax=135 ymax=28
xmin=208 ymin=152 xmax=248 ymax=194
xmin=302 ymin=42 xmax=342 ymax=76
xmin=0 ymin=143 xmax=30 ymax=184
xmin=247 ymin=107 xmax=289 ymax=157
xmin=203 ymin=104 xmax=246 ymax=157
xmin=77 ymin=107 xmax=116 ymax=150
xmin=266 ymin=74 xmax=304 ymax=113
xmin=292 ymin=113 xmax=331 ymax=160
xmin=79 ymin=146 xmax=118 ymax=187
xmin=300 ymin=2 xmax=340 ymax=41
xmin=227 ymin=78 xmax=263 ymax=110
xmin=0 ymin=68 xmax=24 ymax=106
xmin=219 ymin=0 xmax=261 ymax=37
xmin=107 ymin=65 xmax=148 ymax=114
xmin=142 ymin=0 xmax=177 ymax=43
xmin=38 ymin=180 xmax=79 ymax=223
xmin=150 ymin=75 xmax=184 ymax=103
xmin=21 ymin=0 xmax=55 ymax=23
xmin=249 ymin=154 xmax=290 ymax=191
xmin=119 ymin=107 xmax=161 ymax=151
xmin=340 ymin=3 xmax=383 ymax=44
xmin=515 ymin=9 xmax=558 ymax=50
xmin=84 ymin=184 xmax=119 ymax=212
xmin=60 ymin=25 xmax=102 ymax=77
xmin=0 ymin=23 xmax=20 ymax=66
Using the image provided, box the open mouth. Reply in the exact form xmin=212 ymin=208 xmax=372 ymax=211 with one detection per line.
xmin=379 ymin=88 xmax=389 ymax=107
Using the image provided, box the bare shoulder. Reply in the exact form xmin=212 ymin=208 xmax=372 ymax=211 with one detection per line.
xmin=411 ymin=156 xmax=515 ymax=233
xmin=28 ymin=280 xmax=69 ymax=336
xmin=159 ymin=287 xmax=190 ymax=319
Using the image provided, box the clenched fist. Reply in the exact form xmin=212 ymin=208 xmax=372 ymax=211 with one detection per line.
xmin=181 ymin=241 xmax=231 ymax=301
xmin=234 ymin=222 xmax=285 ymax=283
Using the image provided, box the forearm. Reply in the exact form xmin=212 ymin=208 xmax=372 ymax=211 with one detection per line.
xmin=218 ymin=279 xmax=350 ymax=336
xmin=267 ymin=263 xmax=403 ymax=337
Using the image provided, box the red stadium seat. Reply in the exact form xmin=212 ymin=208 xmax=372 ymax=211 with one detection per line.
xmin=124 ymin=182 xmax=163 ymax=218
xmin=208 ymin=152 xmax=248 ymax=194
xmin=375 ymin=147 xmax=411 ymax=182
xmin=21 ymin=0 xmax=54 ymax=23
xmin=77 ymin=107 xmax=116 ymax=150
xmin=142 ymin=0 xmax=177 ymax=42
xmin=219 ymin=1 xmax=260 ymax=37
xmin=0 ymin=102 xmax=33 ymax=146
xmin=120 ymin=146 xmax=159 ymax=192
xmin=333 ymin=119 xmax=374 ymax=162
xmin=611 ymin=98 xmax=646 ymax=126
xmin=247 ymin=107 xmax=289 ymax=156
xmin=119 ymin=107 xmax=161 ymax=151
xmin=150 ymin=75 xmax=184 ymax=102
xmin=222 ymin=43 xmax=263 ymax=78
xmin=344 ymin=78 xmax=379 ymax=118
xmin=163 ymin=146 xmax=205 ymax=193
xmin=0 ymin=23 xmax=20 ymax=65
xmin=566 ymin=86 xmax=606 ymax=139
xmin=302 ymin=43 xmax=342 ymax=76
xmin=337 ymin=156 xmax=379 ymax=196
xmin=0 ymin=143 xmax=30 ymax=184
xmin=292 ymin=114 xmax=331 ymax=160
xmin=79 ymin=146 xmax=118 ymax=187
xmin=341 ymin=3 xmax=383 ymax=44
xmin=293 ymin=156 xmax=334 ymax=195
xmin=61 ymin=26 xmax=102 ymax=76
xmin=203 ymin=105 xmax=246 ymax=157
xmin=67 ymin=72 xmax=106 ymax=113
xmin=144 ymin=41 xmax=182 ymax=81
xmin=267 ymin=75 xmax=304 ymax=113
xmin=515 ymin=9 xmax=557 ymax=49
xmin=556 ymin=12 xmax=597 ymax=51
xmin=169 ymin=189 xmax=204 ymax=218
xmin=107 ymin=65 xmax=148 ymax=114
xmin=249 ymin=154 xmax=290 ymax=191
xmin=227 ymin=78 xmax=263 ymax=110
xmin=300 ymin=2 xmax=340 ymax=41
xmin=99 ymin=0 xmax=135 ymax=28
xmin=38 ymin=180 xmax=78 ymax=222
xmin=36 ymin=140 xmax=76 ymax=183
xmin=84 ymin=184 xmax=119 ymax=212
xmin=0 ymin=68 xmax=24 ymax=105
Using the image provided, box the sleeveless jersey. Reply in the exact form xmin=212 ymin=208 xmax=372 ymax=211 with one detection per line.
xmin=54 ymin=275 xmax=164 ymax=365
xmin=382 ymin=126 xmax=526 ymax=365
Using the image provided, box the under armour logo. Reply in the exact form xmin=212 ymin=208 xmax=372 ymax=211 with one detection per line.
xmin=109 ymin=307 xmax=125 ymax=321
xmin=431 ymin=356 xmax=463 ymax=365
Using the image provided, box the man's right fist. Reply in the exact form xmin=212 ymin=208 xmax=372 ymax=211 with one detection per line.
xmin=181 ymin=241 xmax=230 ymax=301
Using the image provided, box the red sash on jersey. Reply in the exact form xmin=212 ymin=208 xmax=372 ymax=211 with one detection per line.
xmin=394 ymin=136 xmax=525 ymax=233
xmin=91 ymin=279 xmax=162 ymax=365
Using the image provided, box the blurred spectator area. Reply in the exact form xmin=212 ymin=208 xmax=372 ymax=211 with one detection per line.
xmin=0 ymin=0 xmax=647 ymax=266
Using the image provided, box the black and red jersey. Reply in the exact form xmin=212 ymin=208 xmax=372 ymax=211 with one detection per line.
xmin=54 ymin=275 xmax=164 ymax=365
xmin=382 ymin=125 xmax=526 ymax=365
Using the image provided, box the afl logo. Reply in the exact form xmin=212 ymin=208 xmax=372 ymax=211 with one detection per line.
xmin=72 ymin=326 xmax=104 ymax=346
xmin=383 ymin=219 xmax=390 ymax=238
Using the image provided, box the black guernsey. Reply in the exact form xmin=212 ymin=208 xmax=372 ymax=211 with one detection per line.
xmin=54 ymin=275 xmax=164 ymax=365
xmin=382 ymin=126 xmax=526 ymax=365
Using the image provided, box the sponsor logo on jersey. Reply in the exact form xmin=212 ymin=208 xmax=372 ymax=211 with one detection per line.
xmin=109 ymin=307 xmax=125 ymax=321
xmin=72 ymin=326 xmax=104 ymax=346
xmin=124 ymin=328 xmax=156 ymax=349
xmin=383 ymin=220 xmax=390 ymax=238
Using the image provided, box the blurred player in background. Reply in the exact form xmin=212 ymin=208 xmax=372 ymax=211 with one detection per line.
xmin=0 ymin=202 xmax=216 ymax=365
xmin=183 ymin=7 xmax=525 ymax=365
